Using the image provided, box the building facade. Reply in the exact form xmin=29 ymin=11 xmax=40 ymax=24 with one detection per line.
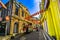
xmin=0 ymin=0 xmax=31 ymax=38
xmin=40 ymin=0 xmax=60 ymax=40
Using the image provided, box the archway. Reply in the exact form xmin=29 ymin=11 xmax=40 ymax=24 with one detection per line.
xmin=13 ymin=22 xmax=18 ymax=33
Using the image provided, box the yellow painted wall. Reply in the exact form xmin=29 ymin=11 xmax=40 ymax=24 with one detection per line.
xmin=49 ymin=0 xmax=60 ymax=39
xmin=40 ymin=0 xmax=60 ymax=40
xmin=10 ymin=2 xmax=30 ymax=34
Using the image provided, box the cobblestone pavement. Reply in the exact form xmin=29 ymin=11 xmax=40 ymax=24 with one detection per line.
xmin=11 ymin=29 xmax=45 ymax=40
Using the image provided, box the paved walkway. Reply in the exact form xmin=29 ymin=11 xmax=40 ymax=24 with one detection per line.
xmin=11 ymin=29 xmax=45 ymax=40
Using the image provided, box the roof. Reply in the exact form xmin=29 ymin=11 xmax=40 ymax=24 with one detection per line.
xmin=0 ymin=1 xmax=7 ymax=9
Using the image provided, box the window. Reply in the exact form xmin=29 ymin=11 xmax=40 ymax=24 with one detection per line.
xmin=22 ymin=10 xmax=24 ymax=17
xmin=15 ymin=4 xmax=20 ymax=16
xmin=1 ymin=9 xmax=5 ymax=18
xmin=14 ymin=22 xmax=18 ymax=33
xmin=15 ymin=8 xmax=18 ymax=16
xmin=7 ymin=5 xmax=10 ymax=16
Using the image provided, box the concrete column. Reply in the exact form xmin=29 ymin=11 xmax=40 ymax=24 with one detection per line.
xmin=10 ymin=19 xmax=14 ymax=34
xmin=18 ymin=21 xmax=23 ymax=33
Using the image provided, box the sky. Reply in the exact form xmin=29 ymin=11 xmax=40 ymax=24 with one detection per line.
xmin=1 ymin=0 xmax=41 ymax=18
xmin=17 ymin=0 xmax=41 ymax=14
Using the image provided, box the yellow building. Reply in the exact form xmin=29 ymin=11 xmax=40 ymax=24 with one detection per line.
xmin=0 ymin=0 xmax=31 ymax=40
xmin=40 ymin=0 xmax=60 ymax=40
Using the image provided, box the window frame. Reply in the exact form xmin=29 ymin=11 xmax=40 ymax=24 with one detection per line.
xmin=22 ymin=10 xmax=24 ymax=17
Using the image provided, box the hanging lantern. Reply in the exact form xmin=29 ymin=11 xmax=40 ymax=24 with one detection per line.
xmin=5 ymin=16 xmax=10 ymax=21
